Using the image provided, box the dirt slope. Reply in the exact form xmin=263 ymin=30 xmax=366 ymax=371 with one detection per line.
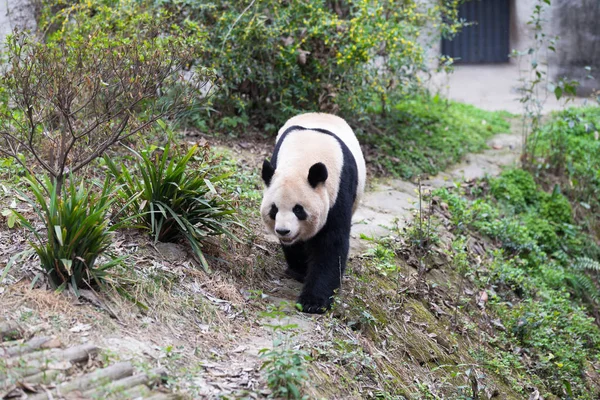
xmin=0 ymin=125 xmax=527 ymax=399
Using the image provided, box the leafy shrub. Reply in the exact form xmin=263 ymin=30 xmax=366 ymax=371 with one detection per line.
xmin=437 ymin=187 xmax=600 ymax=397
xmin=437 ymin=167 xmax=600 ymax=397
xmin=490 ymin=169 xmax=538 ymax=212
xmin=538 ymin=190 xmax=573 ymax=225
xmin=105 ymin=141 xmax=241 ymax=272
xmin=14 ymin=176 xmax=121 ymax=292
xmin=531 ymin=106 xmax=600 ymax=232
xmin=497 ymin=291 xmax=600 ymax=396
xmin=37 ymin=0 xmax=465 ymax=132
xmin=192 ymin=0 xmax=465 ymax=129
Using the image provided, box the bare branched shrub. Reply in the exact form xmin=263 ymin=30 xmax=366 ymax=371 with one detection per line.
xmin=0 ymin=28 xmax=213 ymax=194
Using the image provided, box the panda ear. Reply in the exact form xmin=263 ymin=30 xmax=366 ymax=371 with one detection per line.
xmin=308 ymin=162 xmax=328 ymax=188
xmin=262 ymin=159 xmax=275 ymax=186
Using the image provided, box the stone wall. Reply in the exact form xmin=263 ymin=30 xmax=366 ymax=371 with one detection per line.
xmin=549 ymin=0 xmax=600 ymax=96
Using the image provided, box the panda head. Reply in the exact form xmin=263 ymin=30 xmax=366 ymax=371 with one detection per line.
xmin=260 ymin=159 xmax=329 ymax=245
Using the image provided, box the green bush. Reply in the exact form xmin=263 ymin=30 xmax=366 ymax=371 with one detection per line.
xmin=14 ymin=176 xmax=121 ymax=292
xmin=37 ymin=0 xmax=465 ymax=132
xmin=1 ymin=4 xmax=210 ymax=197
xmin=538 ymin=191 xmax=573 ymax=225
xmin=194 ymin=0 xmax=464 ymax=129
xmin=437 ymin=182 xmax=600 ymax=397
xmin=490 ymin=169 xmax=539 ymax=212
xmin=531 ymin=106 xmax=600 ymax=229
xmin=497 ymin=291 xmax=600 ymax=396
xmin=522 ymin=212 xmax=560 ymax=253
xmin=105 ymin=141 xmax=241 ymax=272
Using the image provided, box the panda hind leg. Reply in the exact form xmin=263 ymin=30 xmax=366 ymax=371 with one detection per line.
xmin=282 ymin=242 xmax=308 ymax=283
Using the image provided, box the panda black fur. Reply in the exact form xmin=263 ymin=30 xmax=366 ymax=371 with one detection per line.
xmin=261 ymin=113 xmax=366 ymax=314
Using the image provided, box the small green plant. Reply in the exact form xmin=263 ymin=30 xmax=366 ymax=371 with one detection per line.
xmin=449 ymin=236 xmax=470 ymax=326
xmin=512 ymin=0 xmax=579 ymax=167
xmin=105 ymin=141 xmax=241 ymax=272
xmin=404 ymin=180 xmax=440 ymax=289
xmin=259 ymin=303 xmax=311 ymax=399
xmin=14 ymin=175 xmax=122 ymax=293
xmin=365 ymin=242 xmax=398 ymax=276
xmin=532 ymin=106 xmax=600 ymax=236
xmin=566 ymin=256 xmax=600 ymax=305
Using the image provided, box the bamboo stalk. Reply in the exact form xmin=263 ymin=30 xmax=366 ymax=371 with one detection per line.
xmin=27 ymin=361 xmax=134 ymax=400
xmin=0 ymin=339 xmax=23 ymax=348
xmin=119 ymin=384 xmax=152 ymax=399
xmin=1 ymin=336 xmax=54 ymax=358
xmin=5 ymin=348 xmax=62 ymax=366
xmin=19 ymin=369 xmax=61 ymax=385
xmin=0 ymin=344 xmax=98 ymax=382
xmin=145 ymin=394 xmax=179 ymax=400
xmin=82 ymin=367 xmax=166 ymax=399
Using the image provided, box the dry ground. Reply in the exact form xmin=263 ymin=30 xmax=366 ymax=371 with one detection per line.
xmin=0 ymin=123 xmax=542 ymax=400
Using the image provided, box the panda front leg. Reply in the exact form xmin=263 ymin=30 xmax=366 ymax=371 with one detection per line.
xmin=298 ymin=227 xmax=350 ymax=314
xmin=282 ymin=242 xmax=308 ymax=283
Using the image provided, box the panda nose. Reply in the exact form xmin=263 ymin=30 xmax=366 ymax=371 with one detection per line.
xmin=276 ymin=228 xmax=291 ymax=236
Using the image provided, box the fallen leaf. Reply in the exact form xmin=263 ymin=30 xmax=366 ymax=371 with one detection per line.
xmin=231 ymin=345 xmax=247 ymax=354
xmin=2 ymin=387 xmax=24 ymax=399
xmin=297 ymin=49 xmax=310 ymax=65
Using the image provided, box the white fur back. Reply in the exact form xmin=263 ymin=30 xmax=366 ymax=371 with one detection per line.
xmin=278 ymin=113 xmax=366 ymax=212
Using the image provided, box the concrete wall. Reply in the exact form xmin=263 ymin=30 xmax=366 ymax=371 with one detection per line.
xmin=548 ymin=0 xmax=600 ymax=96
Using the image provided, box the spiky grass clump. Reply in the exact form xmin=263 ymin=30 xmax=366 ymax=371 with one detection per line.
xmin=15 ymin=176 xmax=120 ymax=292
xmin=105 ymin=142 xmax=242 ymax=271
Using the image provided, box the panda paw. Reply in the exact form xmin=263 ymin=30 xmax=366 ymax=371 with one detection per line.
xmin=296 ymin=293 xmax=332 ymax=314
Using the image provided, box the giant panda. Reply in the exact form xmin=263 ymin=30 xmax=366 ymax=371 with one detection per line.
xmin=260 ymin=113 xmax=366 ymax=314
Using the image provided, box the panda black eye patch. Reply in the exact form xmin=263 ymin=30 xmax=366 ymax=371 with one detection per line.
xmin=269 ymin=204 xmax=278 ymax=220
xmin=293 ymin=204 xmax=308 ymax=220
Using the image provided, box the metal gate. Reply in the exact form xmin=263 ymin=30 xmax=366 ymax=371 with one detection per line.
xmin=442 ymin=0 xmax=510 ymax=64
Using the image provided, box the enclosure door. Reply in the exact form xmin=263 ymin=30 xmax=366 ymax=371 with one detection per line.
xmin=442 ymin=0 xmax=510 ymax=64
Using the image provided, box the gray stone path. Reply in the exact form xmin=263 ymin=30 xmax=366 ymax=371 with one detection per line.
xmin=350 ymin=130 xmax=522 ymax=252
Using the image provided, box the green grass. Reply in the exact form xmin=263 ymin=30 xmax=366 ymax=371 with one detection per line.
xmin=356 ymin=95 xmax=513 ymax=179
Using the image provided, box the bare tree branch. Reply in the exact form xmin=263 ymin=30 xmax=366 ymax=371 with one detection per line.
xmin=0 ymin=28 xmax=214 ymax=196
